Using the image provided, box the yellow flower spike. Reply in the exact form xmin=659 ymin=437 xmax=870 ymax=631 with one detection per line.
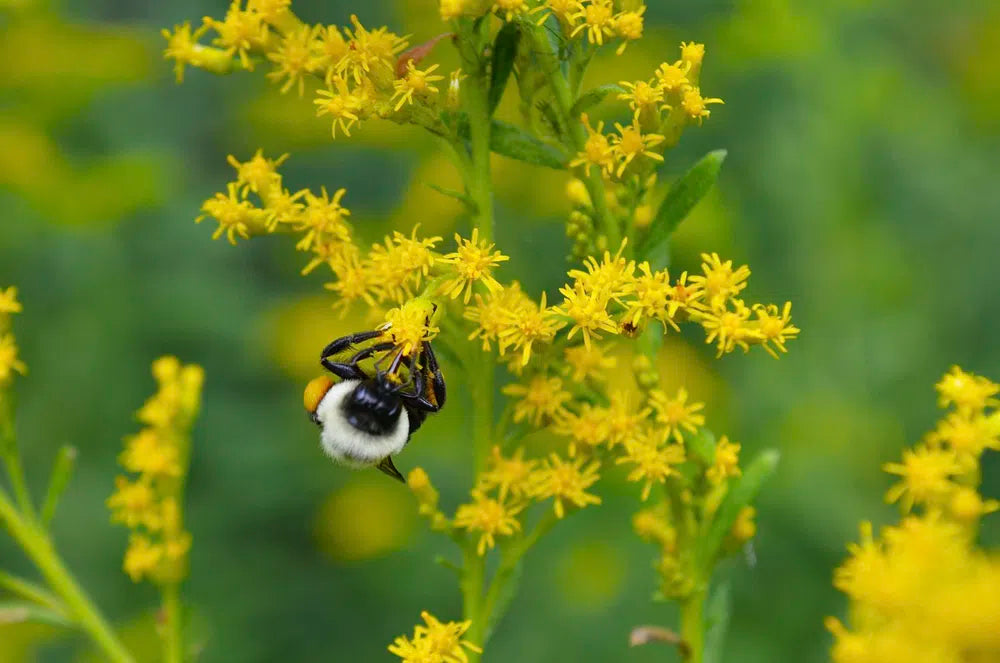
xmin=454 ymin=491 xmax=525 ymax=555
xmin=107 ymin=477 xmax=161 ymax=530
xmin=605 ymin=391 xmax=651 ymax=448
xmin=554 ymin=403 xmax=612 ymax=456
xmin=949 ymin=486 xmax=999 ymax=522
xmin=366 ymin=226 xmax=442 ymax=304
xmin=501 ymin=374 xmax=572 ymax=427
xmin=610 ymin=120 xmax=665 ymax=178
xmin=618 ymin=79 xmax=665 ymax=122
xmin=884 ymin=444 xmax=962 ymax=512
xmin=262 ymin=187 xmax=306 ymax=231
xmin=680 ymin=41 xmax=705 ymax=72
xmin=161 ymin=21 xmax=215 ymax=83
xmin=248 ymin=0 xmax=292 ymax=23
xmin=616 ymin=435 xmax=685 ymax=501
xmin=654 ymin=60 xmax=691 ymax=95
xmin=751 ymin=302 xmax=800 ymax=358
xmin=493 ymin=0 xmax=532 ymax=22
xmin=931 ymin=411 xmax=1000 ymax=460
xmin=325 ymin=244 xmax=378 ymax=307
xmin=567 ymin=238 xmax=635 ymax=299
xmin=440 ymin=0 xmax=470 ymax=21
xmin=729 ymin=506 xmax=756 ymax=543
xmin=706 ymin=435 xmax=742 ymax=484
xmin=314 ymin=76 xmax=365 ymax=138
xmin=477 ymin=447 xmax=537 ymax=501
xmin=384 ymin=299 xmax=440 ymax=357
xmin=464 ymin=282 xmax=533 ymax=351
xmin=226 ymin=150 xmax=288 ymax=198
xmin=438 ymin=228 xmax=510 ymax=304
xmin=295 ymin=187 xmax=352 ymax=251
xmin=529 ymin=453 xmax=601 ymax=518
xmin=569 ymin=0 xmax=616 ymax=46
xmin=196 ymin=183 xmax=269 ymax=245
xmin=204 ymin=0 xmax=272 ymax=71
xmin=123 ymin=535 xmax=164 ymax=583
xmin=407 ymin=467 xmax=440 ymax=513
xmin=681 ymin=87 xmax=724 ymax=124
xmin=647 ymin=387 xmax=705 ymax=444
xmin=266 ymin=25 xmax=323 ymax=95
xmin=935 ymin=366 xmax=1000 ymax=414
xmin=388 ymin=611 xmax=481 ymax=663
xmin=612 ymin=6 xmax=645 ymax=55
xmin=568 ymin=114 xmax=615 ymax=177
xmin=316 ymin=25 xmax=349 ymax=78
xmin=0 ymin=334 xmax=27 ymax=383
xmin=496 ymin=291 xmax=565 ymax=366
xmin=391 ymin=60 xmax=445 ymax=112
xmin=0 ymin=286 xmax=23 ymax=315
xmin=563 ymin=342 xmax=616 ymax=383
xmin=118 ymin=429 xmax=182 ymax=479
xmin=697 ymin=298 xmax=763 ymax=357
xmin=690 ymin=252 xmax=751 ymax=308
xmin=555 ymin=283 xmax=619 ymax=349
xmin=665 ymin=270 xmax=706 ymax=318
xmin=337 ymin=15 xmax=408 ymax=87
xmin=623 ymin=262 xmax=674 ymax=329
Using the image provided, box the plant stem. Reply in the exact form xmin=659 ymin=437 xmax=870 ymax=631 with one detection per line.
xmin=679 ymin=588 xmax=706 ymax=663
xmin=528 ymin=26 xmax=620 ymax=249
xmin=162 ymin=583 xmax=183 ymax=663
xmin=0 ymin=494 xmax=135 ymax=663
xmin=460 ymin=544 xmax=486 ymax=662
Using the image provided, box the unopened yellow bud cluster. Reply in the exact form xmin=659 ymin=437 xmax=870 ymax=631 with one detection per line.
xmin=828 ymin=367 xmax=1000 ymax=662
xmin=106 ymin=357 xmax=203 ymax=584
xmin=0 ymin=287 xmax=27 ymax=398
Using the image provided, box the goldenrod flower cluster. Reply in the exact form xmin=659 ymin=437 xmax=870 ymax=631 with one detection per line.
xmin=106 ymin=357 xmax=203 ymax=583
xmin=828 ymin=367 xmax=1000 ymax=662
xmin=388 ymin=610 xmax=482 ymax=663
xmin=0 ymin=286 xmax=27 ymax=399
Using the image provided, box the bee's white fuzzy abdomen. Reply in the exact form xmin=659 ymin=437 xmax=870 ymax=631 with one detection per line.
xmin=314 ymin=379 xmax=409 ymax=467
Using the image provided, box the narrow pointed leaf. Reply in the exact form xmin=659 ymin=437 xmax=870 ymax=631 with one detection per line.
xmin=0 ymin=601 xmax=73 ymax=627
xmin=488 ymin=23 xmax=520 ymax=114
xmin=482 ymin=560 xmax=523 ymax=645
xmin=569 ymin=83 xmax=624 ymax=118
xmin=686 ymin=429 xmax=717 ymax=467
xmin=696 ymin=449 xmax=779 ymax=569
xmin=489 ymin=120 xmax=568 ymax=169
xmin=703 ymin=583 xmax=732 ymax=663
xmin=41 ymin=445 xmax=77 ymax=527
xmin=423 ymin=182 xmax=476 ymax=210
xmin=637 ymin=149 xmax=727 ymax=263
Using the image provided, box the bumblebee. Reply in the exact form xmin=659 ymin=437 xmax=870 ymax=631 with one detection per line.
xmin=303 ymin=328 xmax=446 ymax=483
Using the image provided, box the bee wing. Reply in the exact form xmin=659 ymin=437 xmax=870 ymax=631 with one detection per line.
xmin=376 ymin=456 xmax=406 ymax=483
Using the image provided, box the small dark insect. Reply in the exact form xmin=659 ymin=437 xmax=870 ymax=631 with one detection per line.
xmin=303 ymin=327 xmax=446 ymax=483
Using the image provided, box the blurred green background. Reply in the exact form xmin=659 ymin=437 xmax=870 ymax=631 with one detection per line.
xmin=2 ymin=0 xmax=999 ymax=661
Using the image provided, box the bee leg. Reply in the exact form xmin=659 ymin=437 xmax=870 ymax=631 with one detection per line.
xmin=400 ymin=345 xmax=444 ymax=413
xmin=375 ymin=456 xmax=405 ymax=483
xmin=319 ymin=329 xmax=385 ymax=363
xmin=321 ymin=341 xmax=395 ymax=380
xmin=421 ymin=341 xmax=447 ymax=408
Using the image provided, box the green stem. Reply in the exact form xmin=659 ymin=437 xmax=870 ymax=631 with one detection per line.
xmin=0 ymin=494 xmax=135 ymax=663
xmin=528 ymin=25 xmax=620 ymax=249
xmin=456 ymin=24 xmax=495 ymax=242
xmin=460 ymin=544 xmax=486 ymax=661
xmin=679 ymin=588 xmax=706 ymax=663
xmin=2 ymin=452 xmax=36 ymax=522
xmin=162 ymin=583 xmax=183 ymax=663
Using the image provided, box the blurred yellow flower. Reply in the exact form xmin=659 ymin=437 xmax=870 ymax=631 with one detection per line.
xmin=647 ymin=387 xmax=704 ymax=444
xmin=454 ymin=491 xmax=524 ymax=555
xmin=389 ymin=611 xmax=481 ymax=663
xmin=530 ymin=453 xmax=601 ymax=518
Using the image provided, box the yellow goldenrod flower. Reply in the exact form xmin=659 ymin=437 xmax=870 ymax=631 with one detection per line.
xmin=633 ymin=505 xmax=675 ymax=549
xmin=408 ymin=468 xmax=450 ymax=530
xmin=654 ymin=60 xmax=691 ymax=94
xmin=161 ymin=21 xmax=213 ymax=83
xmin=384 ymin=299 xmax=440 ymax=357
xmin=532 ymin=0 xmax=583 ymax=28
xmin=196 ymin=182 xmax=267 ymax=245
xmin=706 ymin=435 xmax=742 ymax=484
xmin=605 ymin=391 xmax=651 ymax=448
xmin=935 ymin=365 xmax=999 ymax=414
xmin=555 ymin=283 xmax=619 ymax=349
xmin=697 ymin=298 xmax=763 ymax=357
xmin=616 ymin=435 xmax=685 ymax=500
xmin=454 ymin=491 xmax=524 ymax=555
xmin=884 ymin=445 xmax=962 ymax=512
xmin=647 ymin=387 xmax=705 ymax=444
xmin=477 ymin=446 xmax=537 ymax=501
xmin=464 ymin=282 xmax=535 ymax=351
xmin=204 ymin=0 xmax=272 ymax=71
xmin=493 ymin=0 xmax=531 ymax=22
xmin=530 ymin=453 xmax=601 ymax=518
xmin=367 ymin=226 xmax=442 ymax=303
xmin=446 ymin=68 xmax=465 ymax=109
xmin=501 ymin=374 xmax=572 ymax=426
xmin=266 ymin=25 xmax=322 ymax=95
xmin=314 ymin=76 xmax=366 ymax=138
xmin=438 ymin=229 xmax=510 ymax=304
xmin=262 ymin=186 xmax=306 ymax=231
xmin=496 ymin=291 xmax=564 ymax=366
xmin=325 ymin=245 xmax=377 ymax=307
xmin=226 ymin=150 xmax=288 ymax=198
xmin=570 ymin=0 xmax=616 ymax=46
xmin=623 ymin=262 xmax=674 ymax=329
xmin=680 ymin=41 xmax=705 ymax=69
xmin=949 ymin=486 xmax=999 ymax=522
xmin=0 ymin=286 xmax=22 ymax=315
xmin=316 ymin=25 xmax=349 ymax=78
xmin=391 ymin=61 xmax=445 ymax=111
xmin=123 ymin=535 xmax=164 ymax=582
xmin=666 ymin=270 xmax=705 ymax=318
xmin=118 ymin=429 xmax=182 ymax=479
xmin=751 ymin=301 xmax=800 ymax=358
xmin=618 ymin=79 xmax=665 ymax=121
xmin=440 ymin=0 xmax=472 ymax=21
xmin=931 ymin=411 xmax=1000 ymax=460
xmin=681 ymin=87 xmax=724 ymax=124
xmin=730 ymin=506 xmax=756 ymax=543
xmin=388 ymin=611 xmax=482 ymax=663
xmin=554 ymin=403 xmax=612 ymax=456
xmin=338 ymin=15 xmax=408 ymax=86
xmin=0 ymin=334 xmax=27 ymax=383
xmin=611 ymin=119 xmax=665 ymax=177
xmin=563 ymin=342 xmax=616 ymax=383
xmin=568 ymin=114 xmax=615 ymax=177
xmin=107 ymin=477 xmax=161 ymax=530
xmin=248 ymin=0 xmax=291 ymax=22
xmin=611 ymin=7 xmax=645 ymax=55
xmin=294 ymin=187 xmax=352 ymax=251
xmin=690 ymin=252 xmax=751 ymax=308
xmin=567 ymin=240 xmax=635 ymax=301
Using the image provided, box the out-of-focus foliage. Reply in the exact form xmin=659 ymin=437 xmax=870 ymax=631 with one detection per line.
xmin=0 ymin=1 xmax=997 ymax=663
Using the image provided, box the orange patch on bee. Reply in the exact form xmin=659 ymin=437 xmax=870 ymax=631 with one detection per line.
xmin=304 ymin=375 xmax=334 ymax=413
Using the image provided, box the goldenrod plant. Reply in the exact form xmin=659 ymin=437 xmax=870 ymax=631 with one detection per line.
xmin=827 ymin=367 xmax=1000 ymax=662
xmin=161 ymin=1 xmax=797 ymax=661
xmin=0 ymin=285 xmax=204 ymax=663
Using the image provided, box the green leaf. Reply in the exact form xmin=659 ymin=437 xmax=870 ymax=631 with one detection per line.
xmin=434 ymin=555 xmax=462 ymax=577
xmin=0 ymin=601 xmax=72 ymax=628
xmin=686 ymin=428 xmax=717 ymax=466
xmin=482 ymin=560 xmax=523 ymax=645
xmin=489 ymin=120 xmax=568 ymax=169
xmin=569 ymin=83 xmax=624 ymax=118
xmin=423 ymin=182 xmax=475 ymax=210
xmin=696 ymin=449 xmax=779 ymax=569
xmin=41 ymin=445 xmax=77 ymax=527
xmin=488 ymin=23 xmax=520 ymax=115
xmin=637 ymin=149 xmax=727 ymax=264
xmin=703 ymin=583 xmax=732 ymax=663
